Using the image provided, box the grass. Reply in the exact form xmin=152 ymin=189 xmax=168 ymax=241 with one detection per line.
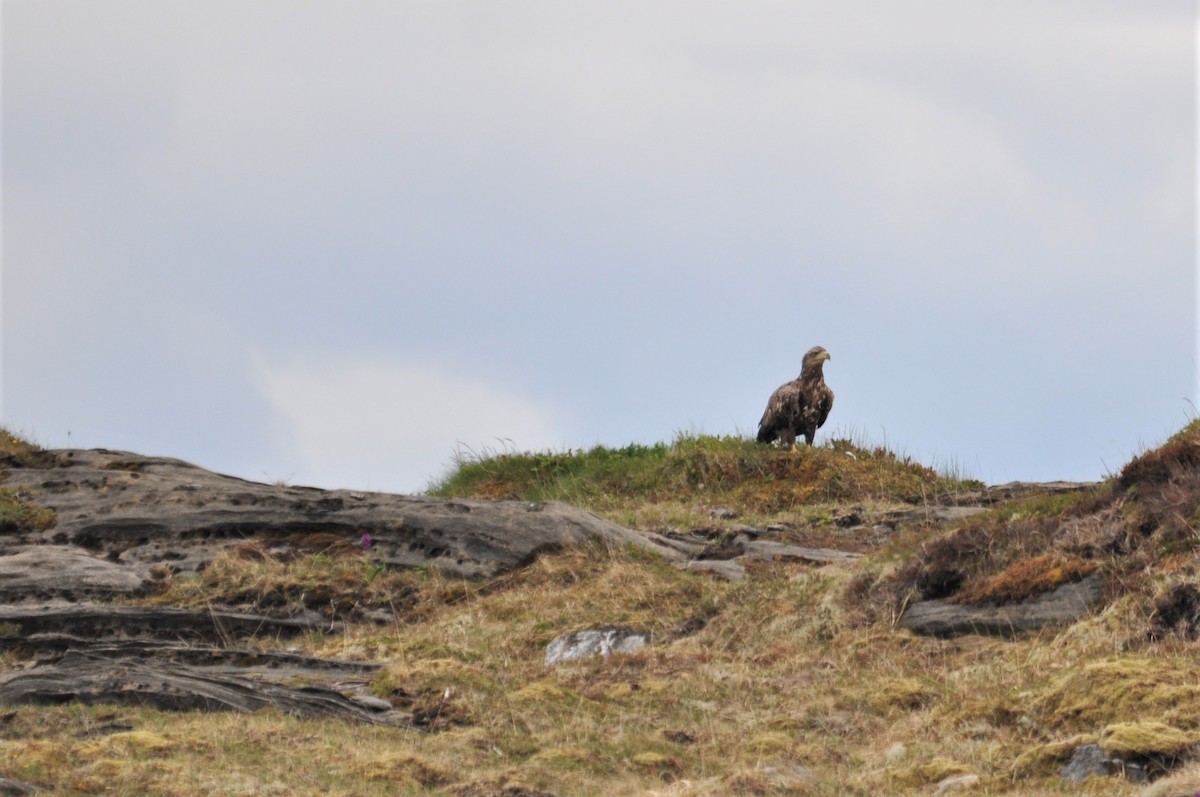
xmin=0 ymin=427 xmax=57 ymax=533
xmin=2 ymin=544 xmax=1173 ymax=796
xmin=431 ymin=433 xmax=983 ymax=529
xmin=0 ymin=426 xmax=57 ymax=469
xmin=7 ymin=425 xmax=1200 ymax=794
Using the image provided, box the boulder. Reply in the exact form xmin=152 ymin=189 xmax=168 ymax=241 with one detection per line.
xmin=901 ymin=575 xmax=1105 ymax=637
xmin=740 ymin=539 xmax=863 ymax=564
xmin=1060 ymin=745 xmax=1109 ymax=783
xmin=0 ymin=776 xmax=37 ymax=796
xmin=545 ymin=627 xmax=649 ymax=666
xmin=934 ymin=773 xmax=980 ymax=793
xmin=678 ymin=559 xmax=747 ymax=581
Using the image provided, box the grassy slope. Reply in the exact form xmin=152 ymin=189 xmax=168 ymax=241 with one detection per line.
xmin=431 ymin=433 xmax=981 ymax=530
xmin=4 ymin=430 xmax=1200 ymax=795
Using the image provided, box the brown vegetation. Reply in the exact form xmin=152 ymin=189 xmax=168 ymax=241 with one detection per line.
xmin=6 ymin=425 xmax=1200 ymax=794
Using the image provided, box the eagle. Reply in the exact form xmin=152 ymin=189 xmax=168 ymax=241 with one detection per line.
xmin=756 ymin=346 xmax=834 ymax=448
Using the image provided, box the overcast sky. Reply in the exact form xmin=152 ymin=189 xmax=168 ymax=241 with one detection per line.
xmin=2 ymin=2 xmax=1196 ymax=492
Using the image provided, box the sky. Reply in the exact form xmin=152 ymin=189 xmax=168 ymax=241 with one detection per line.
xmin=2 ymin=1 xmax=1196 ymax=493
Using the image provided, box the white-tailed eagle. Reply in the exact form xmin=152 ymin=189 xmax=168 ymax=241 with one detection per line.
xmin=756 ymin=346 xmax=834 ymax=447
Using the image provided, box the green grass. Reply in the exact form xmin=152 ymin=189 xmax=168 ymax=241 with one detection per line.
xmin=431 ymin=433 xmax=983 ymax=529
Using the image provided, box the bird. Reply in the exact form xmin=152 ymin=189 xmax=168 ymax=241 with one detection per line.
xmin=756 ymin=346 xmax=834 ymax=448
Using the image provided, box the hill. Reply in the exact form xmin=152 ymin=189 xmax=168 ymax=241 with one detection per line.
xmin=2 ymin=427 xmax=1200 ymax=795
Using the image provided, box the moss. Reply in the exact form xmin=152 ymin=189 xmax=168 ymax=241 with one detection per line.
xmin=740 ymin=731 xmax=800 ymax=759
xmin=99 ymin=731 xmax=174 ymax=755
xmin=1011 ymin=735 xmax=1097 ymax=777
xmin=530 ymin=746 xmax=595 ymax=769
xmin=357 ymin=752 xmax=451 ymax=786
xmin=1031 ymin=657 xmax=1200 ymax=731
xmin=872 ymin=677 xmax=936 ymax=712
xmin=896 ymin=757 xmax=972 ymax=786
xmin=1100 ymin=722 xmax=1199 ymax=758
xmin=631 ymin=751 xmax=682 ymax=779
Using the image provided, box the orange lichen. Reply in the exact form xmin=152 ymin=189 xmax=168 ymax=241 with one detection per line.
xmin=948 ymin=553 xmax=1098 ymax=606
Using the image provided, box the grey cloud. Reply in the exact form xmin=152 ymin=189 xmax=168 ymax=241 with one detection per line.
xmin=2 ymin=1 xmax=1193 ymax=488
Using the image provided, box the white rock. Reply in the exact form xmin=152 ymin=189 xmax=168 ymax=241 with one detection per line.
xmin=935 ymin=773 xmax=980 ymax=793
xmin=544 ymin=627 xmax=649 ymax=666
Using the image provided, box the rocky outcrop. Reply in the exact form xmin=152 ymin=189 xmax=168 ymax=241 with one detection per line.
xmin=0 ymin=650 xmax=399 ymax=725
xmin=0 ymin=546 xmax=153 ymax=601
xmin=0 ymin=448 xmax=684 ymax=724
xmin=2 ymin=448 xmax=678 ymax=580
xmin=900 ymin=575 xmax=1105 ymax=637
xmin=651 ymin=528 xmax=864 ymax=581
xmin=0 ymin=604 xmax=337 ymax=652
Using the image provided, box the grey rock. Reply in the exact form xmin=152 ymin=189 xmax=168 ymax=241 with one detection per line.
xmin=753 ymin=762 xmax=816 ymax=790
xmin=0 ymin=651 xmax=402 ymax=726
xmin=0 ymin=776 xmax=37 ymax=796
xmin=3 ymin=449 xmax=679 ymax=578
xmin=740 ymin=540 xmax=863 ymax=565
xmin=677 ymin=559 xmax=747 ymax=581
xmin=1118 ymin=760 xmax=1149 ymax=784
xmin=0 ymin=545 xmax=152 ymax=601
xmin=709 ymin=506 xmax=740 ymax=520
xmin=350 ymin=694 xmax=396 ymax=712
xmin=642 ymin=531 xmax=707 ymax=558
xmin=0 ymin=604 xmax=339 ymax=653
xmin=901 ymin=575 xmax=1105 ymax=638
xmin=1060 ymin=744 xmax=1110 ymax=782
xmin=872 ymin=505 xmax=988 ymax=528
xmin=545 ymin=627 xmax=649 ymax=666
xmin=0 ymin=605 xmax=398 ymax=725
xmin=935 ymin=773 xmax=980 ymax=793
xmin=42 ymin=640 xmax=379 ymax=678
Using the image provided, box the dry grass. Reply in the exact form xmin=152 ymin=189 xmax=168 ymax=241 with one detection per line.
xmin=0 ymin=426 xmax=58 ymax=470
xmin=4 ymin=542 xmax=1184 ymax=796
xmin=7 ymin=426 xmax=1200 ymax=794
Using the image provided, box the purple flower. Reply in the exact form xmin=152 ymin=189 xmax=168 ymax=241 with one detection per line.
xmin=361 ymin=533 xmax=373 ymax=551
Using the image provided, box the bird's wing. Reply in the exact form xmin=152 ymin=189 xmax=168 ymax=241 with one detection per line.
xmin=815 ymin=384 xmax=834 ymax=429
xmin=759 ymin=381 xmax=802 ymax=431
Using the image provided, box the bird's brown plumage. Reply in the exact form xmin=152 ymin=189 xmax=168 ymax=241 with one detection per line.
xmin=756 ymin=346 xmax=834 ymax=447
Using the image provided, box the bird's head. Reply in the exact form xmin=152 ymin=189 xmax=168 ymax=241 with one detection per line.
xmin=801 ymin=346 xmax=831 ymax=376
xmin=804 ymin=346 xmax=830 ymax=365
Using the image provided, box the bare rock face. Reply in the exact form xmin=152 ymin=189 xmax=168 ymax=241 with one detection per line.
xmin=0 ymin=650 xmax=401 ymax=725
xmin=2 ymin=448 xmax=677 ymax=579
xmin=0 ymin=448 xmax=681 ymax=724
xmin=900 ymin=575 xmax=1105 ymax=637
xmin=0 ymin=546 xmax=153 ymax=601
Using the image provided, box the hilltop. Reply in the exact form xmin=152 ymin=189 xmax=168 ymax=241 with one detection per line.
xmin=2 ymin=427 xmax=1200 ymax=795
